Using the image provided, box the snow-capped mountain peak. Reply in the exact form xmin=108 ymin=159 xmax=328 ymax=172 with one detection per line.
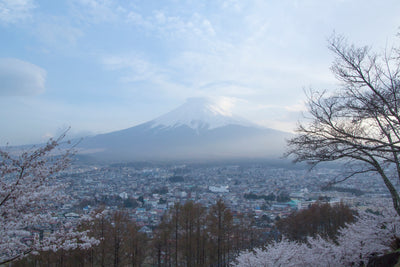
xmin=78 ymin=97 xmax=290 ymax=161
xmin=151 ymin=98 xmax=255 ymax=130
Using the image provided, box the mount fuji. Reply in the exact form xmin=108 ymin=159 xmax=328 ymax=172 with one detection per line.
xmin=77 ymin=98 xmax=291 ymax=162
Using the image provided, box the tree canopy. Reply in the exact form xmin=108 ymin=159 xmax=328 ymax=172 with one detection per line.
xmin=287 ymin=33 xmax=400 ymax=215
xmin=0 ymin=133 xmax=96 ymax=264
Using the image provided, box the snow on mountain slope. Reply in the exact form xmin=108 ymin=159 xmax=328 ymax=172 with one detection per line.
xmin=151 ymin=97 xmax=256 ymax=131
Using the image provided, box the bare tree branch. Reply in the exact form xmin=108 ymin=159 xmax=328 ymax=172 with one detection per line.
xmin=287 ymin=32 xmax=400 ymax=216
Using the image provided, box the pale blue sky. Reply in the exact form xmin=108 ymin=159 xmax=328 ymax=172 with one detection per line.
xmin=0 ymin=0 xmax=399 ymax=145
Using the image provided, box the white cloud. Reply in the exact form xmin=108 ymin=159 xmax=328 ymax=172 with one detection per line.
xmin=284 ymin=102 xmax=307 ymax=113
xmin=126 ymin=10 xmax=151 ymax=28
xmin=156 ymin=12 xmax=216 ymax=40
xmin=221 ymin=0 xmax=242 ymax=12
xmin=0 ymin=58 xmax=46 ymax=96
xmin=35 ymin=18 xmax=83 ymax=48
xmin=0 ymin=0 xmax=35 ymax=24
xmin=100 ymin=53 xmax=192 ymax=100
xmin=72 ymin=0 xmax=123 ymax=24
xmin=211 ymin=96 xmax=238 ymax=116
xmin=198 ymin=81 xmax=257 ymax=97
xmin=125 ymin=8 xmax=217 ymax=43
xmin=243 ymin=104 xmax=304 ymax=133
xmin=102 ymin=54 xmax=164 ymax=83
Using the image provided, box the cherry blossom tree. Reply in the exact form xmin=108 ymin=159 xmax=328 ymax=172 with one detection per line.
xmin=232 ymin=210 xmax=400 ymax=266
xmin=0 ymin=132 xmax=97 ymax=264
xmin=334 ymin=209 xmax=400 ymax=266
